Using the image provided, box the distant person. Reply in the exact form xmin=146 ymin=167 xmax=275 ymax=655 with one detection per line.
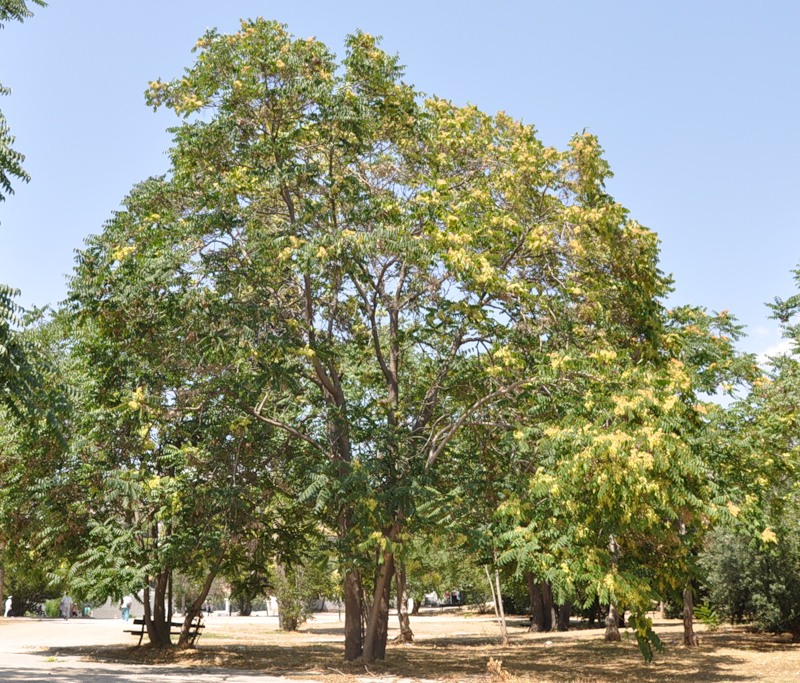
xmin=59 ymin=594 xmax=73 ymax=620
xmin=119 ymin=594 xmax=132 ymax=622
xmin=4 ymin=595 xmax=11 ymax=617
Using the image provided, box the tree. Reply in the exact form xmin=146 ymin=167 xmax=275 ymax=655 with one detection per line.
xmin=698 ymin=269 xmax=800 ymax=637
xmin=67 ymin=18 xmax=687 ymax=662
xmin=0 ymin=308 xmax=76 ymax=618
xmin=68 ymin=184 xmax=320 ymax=647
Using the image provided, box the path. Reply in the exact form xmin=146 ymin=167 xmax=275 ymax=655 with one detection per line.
xmin=0 ymin=617 xmax=319 ymax=683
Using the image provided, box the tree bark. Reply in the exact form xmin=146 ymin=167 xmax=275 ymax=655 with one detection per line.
xmin=541 ymin=581 xmax=554 ymax=632
xmin=362 ymin=551 xmax=395 ymax=663
xmin=527 ymin=573 xmax=544 ymax=632
xmin=604 ymin=602 xmax=621 ymax=642
xmin=343 ymin=568 xmax=363 ymax=661
xmin=0 ymin=548 xmax=4 ymax=617
xmin=143 ymin=572 xmax=172 ymax=647
xmin=494 ymin=566 xmax=509 ymax=646
xmin=484 ymin=564 xmax=508 ymax=646
xmin=395 ymin=561 xmax=414 ymax=643
xmin=557 ymin=601 xmax=571 ymax=631
xmin=683 ymin=587 xmax=698 ymax=646
xmin=178 ymin=559 xmax=221 ymax=648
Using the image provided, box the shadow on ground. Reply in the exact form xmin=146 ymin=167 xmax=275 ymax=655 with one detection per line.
xmin=24 ymin=630 xmax=772 ymax=682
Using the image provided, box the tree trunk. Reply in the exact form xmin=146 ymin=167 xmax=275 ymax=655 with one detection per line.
xmin=557 ymin=601 xmax=571 ymax=631
xmin=587 ymin=596 xmax=600 ymax=626
xmin=527 ymin=573 xmax=543 ymax=632
xmin=343 ymin=568 xmax=363 ymax=661
xmin=362 ymin=551 xmax=395 ymax=663
xmin=484 ymin=564 xmax=509 ymax=646
xmin=395 ymin=561 xmax=414 ymax=643
xmin=178 ymin=559 xmax=221 ymax=648
xmin=0 ymin=554 xmax=4 ymax=617
xmin=683 ymin=587 xmax=698 ymax=646
xmin=605 ymin=602 xmax=621 ymax=642
xmin=143 ymin=573 xmax=172 ymax=647
xmin=494 ymin=566 xmax=509 ymax=646
xmin=540 ymin=581 xmax=554 ymax=632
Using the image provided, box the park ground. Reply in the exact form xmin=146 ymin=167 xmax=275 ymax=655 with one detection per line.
xmin=1 ymin=609 xmax=800 ymax=682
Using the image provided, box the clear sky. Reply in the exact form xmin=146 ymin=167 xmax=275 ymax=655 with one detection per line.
xmin=1 ymin=1 xmax=799 ymax=358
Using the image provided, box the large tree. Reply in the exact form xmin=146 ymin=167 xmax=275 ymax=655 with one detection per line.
xmin=71 ymin=19 xmax=675 ymax=662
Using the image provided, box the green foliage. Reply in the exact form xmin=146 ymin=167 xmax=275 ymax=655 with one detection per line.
xmin=694 ymin=601 xmax=721 ymax=631
xmin=273 ymin=552 xmax=336 ymax=631
xmin=628 ymin=612 xmax=664 ymax=664
xmin=700 ymin=521 xmax=800 ymax=636
xmin=0 ymin=0 xmax=45 ymax=26
xmin=43 ymin=598 xmax=60 ymax=618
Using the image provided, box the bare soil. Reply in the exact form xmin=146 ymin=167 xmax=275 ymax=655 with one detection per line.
xmin=2 ymin=609 xmax=799 ymax=682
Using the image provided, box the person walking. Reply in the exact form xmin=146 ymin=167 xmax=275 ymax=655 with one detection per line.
xmin=119 ymin=594 xmax=132 ymax=622
xmin=59 ymin=594 xmax=73 ymax=620
xmin=4 ymin=595 xmax=11 ymax=617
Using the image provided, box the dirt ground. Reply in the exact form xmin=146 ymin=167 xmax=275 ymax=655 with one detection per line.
xmin=1 ymin=609 xmax=800 ymax=682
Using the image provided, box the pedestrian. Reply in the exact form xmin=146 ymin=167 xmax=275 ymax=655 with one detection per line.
xmin=4 ymin=595 xmax=11 ymax=617
xmin=119 ymin=594 xmax=132 ymax=622
xmin=59 ymin=594 xmax=73 ymax=620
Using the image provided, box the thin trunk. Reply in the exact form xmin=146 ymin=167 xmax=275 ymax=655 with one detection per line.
xmin=373 ymin=570 xmax=392 ymax=661
xmin=683 ymin=587 xmax=698 ymax=646
xmin=362 ymin=551 xmax=395 ymax=663
xmin=494 ymin=567 xmax=509 ymax=646
xmin=178 ymin=558 xmax=221 ymax=648
xmin=0 ymin=540 xmax=5 ymax=616
xmin=484 ymin=564 xmax=508 ymax=646
xmin=167 ymin=571 xmax=173 ymax=626
xmin=343 ymin=568 xmax=363 ymax=661
xmin=395 ymin=561 xmax=414 ymax=643
xmin=605 ymin=603 xmax=621 ymax=642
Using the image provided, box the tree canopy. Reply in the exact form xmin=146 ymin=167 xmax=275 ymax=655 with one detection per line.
xmin=2 ymin=15 xmax=798 ymax=667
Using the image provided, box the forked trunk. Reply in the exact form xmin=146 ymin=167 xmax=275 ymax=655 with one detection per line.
xmin=605 ymin=602 xmax=621 ymax=641
xmin=144 ymin=572 xmax=173 ymax=647
xmin=395 ymin=561 xmax=414 ymax=643
xmin=683 ymin=587 xmax=698 ymax=646
xmin=485 ymin=564 xmax=509 ymax=646
xmin=362 ymin=551 xmax=395 ymax=663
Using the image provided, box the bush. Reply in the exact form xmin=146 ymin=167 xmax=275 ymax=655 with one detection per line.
xmin=44 ymin=599 xmax=60 ymax=618
xmin=700 ymin=520 xmax=800 ymax=636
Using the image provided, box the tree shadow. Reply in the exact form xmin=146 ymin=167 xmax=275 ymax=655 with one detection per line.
xmin=27 ymin=630 xmax=771 ymax=682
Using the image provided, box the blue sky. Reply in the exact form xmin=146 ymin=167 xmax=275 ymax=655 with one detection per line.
xmin=1 ymin=1 xmax=799 ymax=358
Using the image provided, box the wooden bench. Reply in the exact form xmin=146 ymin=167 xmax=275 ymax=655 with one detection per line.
xmin=125 ymin=614 xmax=205 ymax=646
